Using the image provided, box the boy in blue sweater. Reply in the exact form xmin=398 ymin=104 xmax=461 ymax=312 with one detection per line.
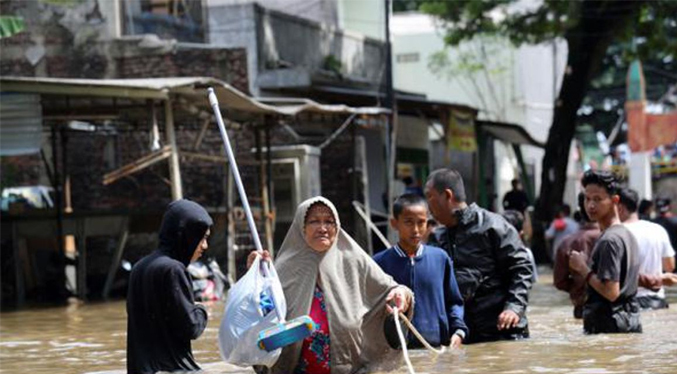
xmin=374 ymin=194 xmax=468 ymax=348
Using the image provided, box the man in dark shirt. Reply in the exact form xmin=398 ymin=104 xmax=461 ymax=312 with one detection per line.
xmin=653 ymin=198 xmax=677 ymax=269
xmin=127 ymin=199 xmax=213 ymax=374
xmin=503 ymin=178 xmax=529 ymax=213
xmin=425 ymin=169 xmax=533 ymax=343
xmin=569 ymin=170 xmax=642 ymax=334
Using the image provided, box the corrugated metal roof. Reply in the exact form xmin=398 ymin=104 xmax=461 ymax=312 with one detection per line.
xmin=477 ymin=120 xmax=545 ymax=148
xmin=0 ymin=76 xmax=390 ymax=116
xmin=0 ymin=93 xmax=42 ymax=156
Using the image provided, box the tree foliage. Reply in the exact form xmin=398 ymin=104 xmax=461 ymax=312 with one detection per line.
xmin=419 ymin=0 xmax=676 ymax=56
xmin=418 ymin=0 xmax=677 ymax=124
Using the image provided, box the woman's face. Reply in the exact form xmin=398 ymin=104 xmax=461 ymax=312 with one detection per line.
xmin=303 ymin=203 xmax=338 ymax=252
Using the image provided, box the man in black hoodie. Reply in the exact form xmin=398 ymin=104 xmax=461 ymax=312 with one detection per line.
xmin=127 ymin=199 xmax=213 ymax=374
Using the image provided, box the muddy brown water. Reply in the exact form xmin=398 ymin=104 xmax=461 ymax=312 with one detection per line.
xmin=2 ymin=271 xmax=677 ymax=374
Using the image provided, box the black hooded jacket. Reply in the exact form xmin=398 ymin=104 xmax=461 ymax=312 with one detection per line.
xmin=127 ymin=199 xmax=213 ymax=374
xmin=428 ymin=203 xmax=533 ymax=343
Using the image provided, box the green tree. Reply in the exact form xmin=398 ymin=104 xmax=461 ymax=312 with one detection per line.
xmin=419 ymin=0 xmax=677 ymax=227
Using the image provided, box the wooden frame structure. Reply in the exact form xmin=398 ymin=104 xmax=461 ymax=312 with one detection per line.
xmin=0 ymin=76 xmax=389 ymax=305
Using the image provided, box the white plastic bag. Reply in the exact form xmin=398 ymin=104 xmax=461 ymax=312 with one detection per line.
xmin=218 ymin=256 xmax=287 ymax=367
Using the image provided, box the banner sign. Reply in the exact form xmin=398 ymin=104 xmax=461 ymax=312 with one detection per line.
xmin=447 ymin=108 xmax=477 ymax=152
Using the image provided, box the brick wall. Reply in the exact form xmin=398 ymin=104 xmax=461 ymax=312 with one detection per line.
xmin=117 ymin=48 xmax=249 ymax=93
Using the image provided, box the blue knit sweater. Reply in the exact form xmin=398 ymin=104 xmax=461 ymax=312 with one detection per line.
xmin=373 ymin=244 xmax=468 ymax=347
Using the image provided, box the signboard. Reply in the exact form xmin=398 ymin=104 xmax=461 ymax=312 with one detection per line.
xmin=626 ymin=60 xmax=677 ymax=152
xmin=447 ymin=108 xmax=477 ymax=152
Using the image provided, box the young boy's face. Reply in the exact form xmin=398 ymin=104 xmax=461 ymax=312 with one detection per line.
xmin=391 ymin=204 xmax=428 ymax=250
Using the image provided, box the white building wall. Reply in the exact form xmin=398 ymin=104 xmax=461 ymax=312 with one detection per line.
xmin=392 ymin=13 xmax=525 ymax=124
xmin=337 ymin=0 xmax=385 ymax=40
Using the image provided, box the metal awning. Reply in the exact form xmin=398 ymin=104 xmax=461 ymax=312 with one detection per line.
xmin=269 ymin=83 xmax=477 ymax=118
xmin=0 ymin=76 xmax=390 ymax=117
xmin=476 ymin=120 xmax=545 ymax=148
xmin=0 ymin=76 xmax=391 ymax=199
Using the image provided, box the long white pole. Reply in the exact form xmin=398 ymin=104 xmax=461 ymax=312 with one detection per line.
xmin=208 ymin=88 xmax=263 ymax=253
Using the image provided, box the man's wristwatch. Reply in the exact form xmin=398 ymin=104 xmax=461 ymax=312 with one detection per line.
xmin=453 ymin=329 xmax=466 ymax=340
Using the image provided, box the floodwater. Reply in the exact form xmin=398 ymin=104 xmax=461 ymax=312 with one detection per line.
xmin=2 ymin=271 xmax=677 ymax=374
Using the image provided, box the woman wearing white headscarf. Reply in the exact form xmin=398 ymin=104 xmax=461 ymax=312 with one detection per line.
xmin=248 ymin=196 xmax=413 ymax=374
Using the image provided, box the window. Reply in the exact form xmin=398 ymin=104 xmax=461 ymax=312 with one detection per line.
xmin=122 ymin=0 xmax=205 ymax=43
xmin=396 ymin=53 xmax=420 ymax=63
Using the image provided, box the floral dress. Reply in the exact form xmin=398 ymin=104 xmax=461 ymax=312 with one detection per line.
xmin=294 ymin=285 xmax=330 ymax=374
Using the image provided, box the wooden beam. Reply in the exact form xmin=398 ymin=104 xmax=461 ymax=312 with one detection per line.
xmin=193 ymin=118 xmax=211 ymax=151
xmin=0 ymin=81 xmax=168 ymax=100
xmin=103 ymin=146 xmax=172 ymax=185
xmin=353 ymin=201 xmax=390 ymax=248
xmin=43 ymin=114 xmax=119 ymax=121
xmin=176 ymin=96 xmax=212 ymax=120
xmin=180 ymin=151 xmax=260 ymax=165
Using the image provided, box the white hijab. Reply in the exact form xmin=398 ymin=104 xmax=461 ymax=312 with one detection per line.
xmin=271 ymin=196 xmax=409 ymax=374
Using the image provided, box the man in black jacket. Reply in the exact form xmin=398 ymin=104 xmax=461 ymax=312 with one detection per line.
xmin=425 ymin=169 xmax=533 ymax=343
xmin=127 ymin=199 xmax=213 ymax=374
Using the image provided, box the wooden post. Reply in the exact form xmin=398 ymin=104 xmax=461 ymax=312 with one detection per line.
xmin=76 ymin=219 xmax=87 ymax=301
xmin=102 ymin=218 xmax=129 ymax=300
xmin=357 ymin=136 xmax=373 ymax=255
xmin=55 ymin=126 xmax=69 ymax=302
xmin=255 ymin=126 xmax=274 ymax=256
xmin=12 ymin=223 xmax=25 ymax=307
xmin=164 ymin=99 xmax=183 ymax=200
xmin=265 ymin=122 xmax=274 ymax=221
xmin=387 ymin=112 xmax=399 ymax=243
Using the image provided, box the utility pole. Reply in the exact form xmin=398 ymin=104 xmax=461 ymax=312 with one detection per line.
xmin=384 ymin=0 xmax=396 ymax=219
xmin=384 ymin=0 xmax=394 ymax=111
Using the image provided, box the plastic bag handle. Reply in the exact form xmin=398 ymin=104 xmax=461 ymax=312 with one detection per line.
xmin=259 ymin=259 xmax=284 ymax=323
